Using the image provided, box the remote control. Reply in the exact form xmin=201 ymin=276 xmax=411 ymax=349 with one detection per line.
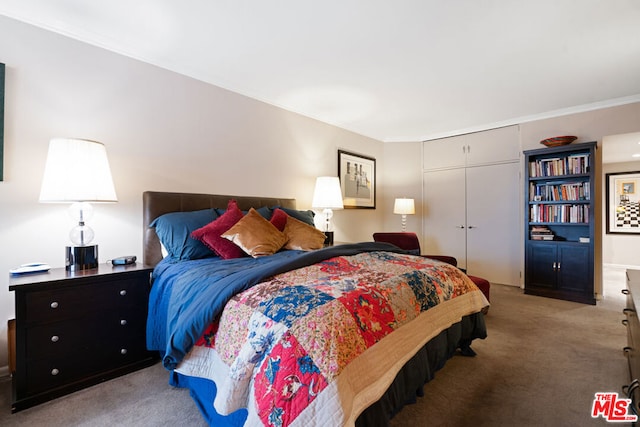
xmin=111 ymin=256 xmax=137 ymax=265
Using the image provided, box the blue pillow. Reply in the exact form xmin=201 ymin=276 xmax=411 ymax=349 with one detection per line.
xmin=150 ymin=208 xmax=218 ymax=260
xmin=275 ymin=207 xmax=316 ymax=227
xmin=255 ymin=206 xmax=273 ymax=219
xmin=215 ymin=205 xmax=273 ymax=219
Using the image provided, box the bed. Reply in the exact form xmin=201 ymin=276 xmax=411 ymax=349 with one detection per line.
xmin=143 ymin=191 xmax=489 ymax=426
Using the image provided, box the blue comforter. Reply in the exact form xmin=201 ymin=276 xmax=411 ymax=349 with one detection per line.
xmin=147 ymin=242 xmax=402 ymax=369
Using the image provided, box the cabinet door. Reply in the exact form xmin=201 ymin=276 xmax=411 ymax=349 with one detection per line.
xmin=465 ymin=126 xmax=520 ymax=166
xmin=424 ymin=126 xmax=520 ymax=171
xmin=557 ymin=244 xmax=591 ymax=293
xmin=423 ymin=135 xmax=466 ymax=170
xmin=422 ymin=169 xmax=467 ymax=269
xmin=466 ymin=162 xmax=521 ymax=285
xmin=526 ymin=242 xmax=557 ymax=289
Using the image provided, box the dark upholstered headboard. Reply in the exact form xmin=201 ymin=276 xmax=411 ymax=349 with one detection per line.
xmin=143 ymin=191 xmax=297 ymax=267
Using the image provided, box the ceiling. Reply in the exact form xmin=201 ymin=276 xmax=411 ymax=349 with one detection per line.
xmin=603 ymin=132 xmax=640 ymax=164
xmin=1 ymin=1 xmax=640 ymax=144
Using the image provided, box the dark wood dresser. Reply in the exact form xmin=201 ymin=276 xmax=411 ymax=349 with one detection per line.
xmin=9 ymin=263 xmax=158 ymax=412
xmin=623 ymin=269 xmax=640 ymax=415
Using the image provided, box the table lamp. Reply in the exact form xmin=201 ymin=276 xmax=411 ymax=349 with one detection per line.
xmin=39 ymin=138 xmax=117 ymax=270
xmin=312 ymin=176 xmax=344 ymax=245
xmin=394 ymin=198 xmax=415 ymax=231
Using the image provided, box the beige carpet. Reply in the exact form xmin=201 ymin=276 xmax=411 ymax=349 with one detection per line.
xmin=390 ymin=269 xmax=629 ymax=427
xmin=0 ymin=269 xmax=630 ymax=426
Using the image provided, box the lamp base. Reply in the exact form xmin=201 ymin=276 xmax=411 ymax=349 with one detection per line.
xmin=323 ymin=231 xmax=334 ymax=246
xmin=66 ymin=245 xmax=98 ymax=271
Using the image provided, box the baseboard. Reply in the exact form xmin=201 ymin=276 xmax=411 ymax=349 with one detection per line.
xmin=605 ymin=263 xmax=640 ymax=270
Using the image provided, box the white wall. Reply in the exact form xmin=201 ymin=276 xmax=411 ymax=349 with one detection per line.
xmin=3 ymin=14 xmax=640 ymax=374
xmin=520 ymin=103 xmax=640 ymax=295
xmin=0 ymin=17 xmax=385 ymax=370
xmin=602 ymin=160 xmax=640 ymax=267
xmin=392 ymin=104 xmax=640 ymax=298
xmin=374 ymin=104 xmax=640 ymax=298
xmin=381 ymin=142 xmax=422 ymax=235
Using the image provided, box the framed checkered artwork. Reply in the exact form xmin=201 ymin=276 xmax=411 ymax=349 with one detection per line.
xmin=606 ymin=171 xmax=640 ymax=234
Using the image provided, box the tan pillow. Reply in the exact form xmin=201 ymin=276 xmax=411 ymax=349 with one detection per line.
xmin=221 ymin=208 xmax=287 ymax=257
xmin=284 ymin=215 xmax=326 ymax=251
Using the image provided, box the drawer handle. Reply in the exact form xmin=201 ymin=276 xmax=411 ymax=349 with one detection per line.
xmin=50 ymin=301 xmax=59 ymax=309
xmin=120 ymin=319 xmax=127 ymax=326
xmin=624 ymin=308 xmax=636 ymax=314
xmin=119 ymin=290 xmax=127 ymax=296
xmin=51 ymin=368 xmax=59 ymax=376
xmin=51 ymin=335 xmax=59 ymax=343
xmin=625 ymin=379 xmax=640 ymax=395
xmin=623 ymin=289 xmax=631 ymax=295
xmin=624 ymin=346 xmax=633 ymax=354
xmin=120 ymin=348 xmax=128 ymax=355
xmin=625 ymin=382 xmax=640 ymax=399
xmin=623 ymin=319 xmax=629 ymax=326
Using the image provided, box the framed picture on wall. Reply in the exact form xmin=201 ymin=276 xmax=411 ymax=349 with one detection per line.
xmin=606 ymin=171 xmax=640 ymax=234
xmin=338 ymin=149 xmax=376 ymax=209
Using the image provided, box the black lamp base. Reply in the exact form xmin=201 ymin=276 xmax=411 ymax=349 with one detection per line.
xmin=323 ymin=231 xmax=334 ymax=246
xmin=66 ymin=245 xmax=98 ymax=271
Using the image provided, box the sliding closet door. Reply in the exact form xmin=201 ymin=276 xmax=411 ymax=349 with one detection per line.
xmin=422 ymin=168 xmax=467 ymax=270
xmin=466 ymin=162 xmax=521 ymax=285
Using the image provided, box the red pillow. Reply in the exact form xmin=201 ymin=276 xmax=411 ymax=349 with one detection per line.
xmin=270 ymin=208 xmax=289 ymax=232
xmin=191 ymin=199 xmax=246 ymax=259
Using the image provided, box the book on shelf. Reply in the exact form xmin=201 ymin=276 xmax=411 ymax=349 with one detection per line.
xmin=528 ymin=152 xmax=591 ymax=177
xmin=529 ymin=204 xmax=589 ymax=223
xmin=529 ymin=181 xmax=589 ymax=202
xmin=530 ymin=225 xmax=554 ymax=240
xmin=532 ymin=234 xmax=554 ymax=240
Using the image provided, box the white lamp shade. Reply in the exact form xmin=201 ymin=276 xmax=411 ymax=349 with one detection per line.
xmin=393 ymin=198 xmax=415 ymax=215
xmin=312 ymin=177 xmax=344 ymax=210
xmin=39 ymin=138 xmax=118 ymax=202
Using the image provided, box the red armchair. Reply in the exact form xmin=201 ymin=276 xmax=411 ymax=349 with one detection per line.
xmin=372 ymin=232 xmax=490 ymax=310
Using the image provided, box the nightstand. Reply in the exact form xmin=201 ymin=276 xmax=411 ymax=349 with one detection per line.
xmin=9 ymin=263 xmax=158 ymax=412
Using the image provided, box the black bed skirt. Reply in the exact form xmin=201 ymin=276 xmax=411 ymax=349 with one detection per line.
xmin=355 ymin=311 xmax=487 ymax=427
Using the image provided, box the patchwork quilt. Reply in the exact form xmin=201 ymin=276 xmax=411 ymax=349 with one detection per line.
xmin=170 ymin=250 xmax=488 ymax=426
